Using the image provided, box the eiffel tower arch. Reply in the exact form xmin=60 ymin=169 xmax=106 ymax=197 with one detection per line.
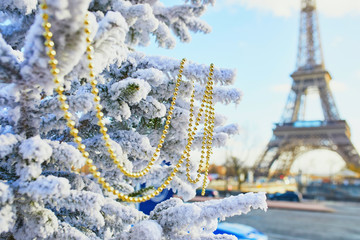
xmin=254 ymin=0 xmax=360 ymax=178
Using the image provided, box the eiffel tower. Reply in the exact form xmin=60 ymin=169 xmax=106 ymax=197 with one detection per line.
xmin=254 ymin=0 xmax=360 ymax=178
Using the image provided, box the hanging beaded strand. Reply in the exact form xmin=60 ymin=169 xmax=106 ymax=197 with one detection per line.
xmin=40 ymin=1 xmax=187 ymax=202
xmin=184 ymin=67 xmax=215 ymax=185
xmin=40 ymin=0 xmax=216 ymax=201
xmin=202 ymin=69 xmax=215 ymax=195
xmin=83 ymin=13 xmax=185 ymax=178
xmin=84 ymin=11 xmax=216 ymax=183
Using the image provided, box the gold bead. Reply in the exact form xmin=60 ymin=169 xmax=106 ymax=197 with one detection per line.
xmin=173 ymin=92 xmax=178 ymax=96
xmin=54 ymin=78 xmax=60 ymax=84
xmin=42 ymin=13 xmax=49 ymax=20
xmin=169 ymin=106 xmax=174 ymax=111
xmin=87 ymin=54 xmax=94 ymax=60
xmin=113 ymin=189 xmax=119 ymax=195
xmin=113 ymin=158 xmax=119 ymax=164
xmin=176 ymin=163 xmax=181 ymax=168
xmin=78 ymin=144 xmax=86 ymax=151
xmin=172 ymin=96 xmax=177 ymax=101
xmin=88 ymin=63 xmax=94 ymax=69
xmin=86 ymin=37 xmax=91 ymax=43
xmin=107 ymin=147 xmax=114 ymax=154
xmin=51 ymin=68 xmax=60 ymax=75
xmin=99 ymin=177 xmax=105 ymax=184
xmin=164 ymin=179 xmax=170 ymax=185
xmin=166 ymin=120 xmax=170 ymax=125
xmin=84 ymin=28 xmax=91 ymax=34
xmin=98 ymin=120 xmax=105 ymax=126
xmin=109 ymin=186 xmax=114 ymax=193
xmin=93 ymin=171 xmax=101 ymax=178
xmin=90 ymin=80 xmax=98 ymax=86
xmin=94 ymin=96 xmax=101 ymax=102
xmin=83 ymin=151 xmax=89 ymax=158
xmin=96 ymin=112 xmax=103 ymax=118
xmin=47 ymin=49 xmax=56 ymax=56
xmin=103 ymin=182 xmax=110 ymax=189
xmin=49 ymin=59 xmax=58 ymax=66
xmin=177 ymin=74 xmax=182 ymax=78
xmin=157 ymin=144 xmax=162 ymax=148
xmin=70 ymin=128 xmax=78 ymax=135
xmin=74 ymin=136 xmax=82 ymax=143
xmin=42 ymin=22 xmax=51 ymax=29
xmin=84 ymin=19 xmax=90 ymax=25
xmin=163 ymin=130 xmax=167 ymax=134
xmin=89 ymin=165 xmax=97 ymax=173
xmin=86 ymin=159 xmax=93 ymax=165
xmin=86 ymin=46 xmax=94 ymax=52
xmin=60 ymin=104 xmax=69 ymax=110
xmin=44 ymin=40 xmax=54 ymax=47
xmin=40 ymin=3 xmax=48 ymax=9
xmin=64 ymin=112 xmax=73 ymax=121
xmin=103 ymin=134 xmax=110 ymax=140
xmin=58 ymin=95 xmax=66 ymax=102
xmin=100 ymin=127 xmax=107 ymax=133
xmin=96 ymin=104 xmax=103 ymax=110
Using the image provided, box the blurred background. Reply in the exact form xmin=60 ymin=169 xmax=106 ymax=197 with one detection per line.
xmin=140 ymin=0 xmax=360 ymax=239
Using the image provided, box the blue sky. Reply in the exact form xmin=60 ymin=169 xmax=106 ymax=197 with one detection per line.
xmin=140 ymin=0 xmax=360 ymax=174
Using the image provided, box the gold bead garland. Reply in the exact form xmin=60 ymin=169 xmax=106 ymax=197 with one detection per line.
xmin=184 ymin=71 xmax=215 ymax=188
xmin=40 ymin=0 xmax=216 ymax=201
xmin=83 ymin=12 xmax=185 ymax=179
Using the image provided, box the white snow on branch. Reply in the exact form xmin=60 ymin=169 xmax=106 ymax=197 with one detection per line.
xmin=0 ymin=33 xmax=21 ymax=83
xmin=0 ymin=204 xmax=16 ymax=234
xmin=137 ymin=55 xmax=237 ymax=85
xmin=47 ymin=140 xmax=86 ymax=170
xmin=18 ymin=175 xmax=71 ymax=201
xmin=0 ymin=133 xmax=22 ymax=158
xmin=20 ymin=0 xmax=91 ymax=94
xmin=0 ymin=0 xmax=37 ymax=15
xmin=0 ymin=181 xmax=13 ymax=204
xmin=150 ymin=193 xmax=267 ymax=239
xmin=110 ymin=78 xmax=151 ymax=105
xmin=19 ymin=135 xmax=52 ymax=162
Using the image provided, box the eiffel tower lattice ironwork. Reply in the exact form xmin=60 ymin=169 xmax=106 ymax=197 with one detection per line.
xmin=254 ymin=0 xmax=360 ymax=178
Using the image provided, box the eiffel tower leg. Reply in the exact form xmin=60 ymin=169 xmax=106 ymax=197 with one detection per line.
xmin=291 ymin=89 xmax=303 ymax=122
xmin=335 ymin=140 xmax=360 ymax=173
xmin=318 ymin=85 xmax=340 ymax=120
xmin=254 ymin=145 xmax=280 ymax=177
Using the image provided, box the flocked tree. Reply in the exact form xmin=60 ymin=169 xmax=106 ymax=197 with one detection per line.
xmin=0 ymin=0 xmax=267 ymax=239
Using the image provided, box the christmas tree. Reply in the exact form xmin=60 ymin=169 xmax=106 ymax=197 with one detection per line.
xmin=0 ymin=0 xmax=267 ymax=239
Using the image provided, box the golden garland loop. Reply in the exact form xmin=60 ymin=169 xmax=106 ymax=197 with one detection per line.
xmin=40 ymin=1 xmax=215 ymax=202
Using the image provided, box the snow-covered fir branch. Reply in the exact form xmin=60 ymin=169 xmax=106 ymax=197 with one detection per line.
xmin=0 ymin=0 xmax=266 ymax=239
